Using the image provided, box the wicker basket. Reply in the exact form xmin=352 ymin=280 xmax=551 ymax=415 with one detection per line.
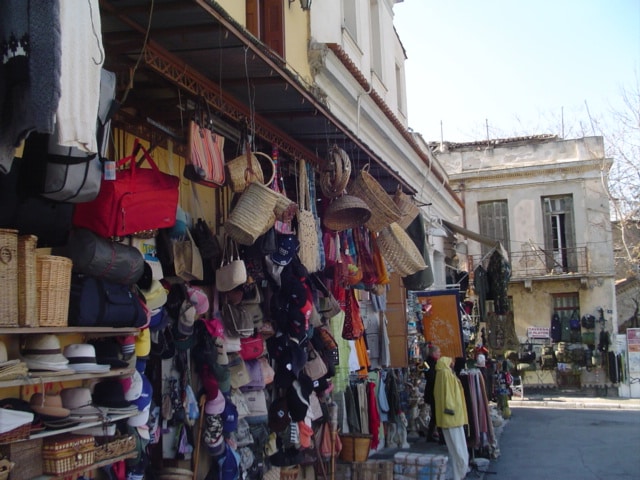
xmin=376 ymin=223 xmax=426 ymax=277
xmin=350 ymin=166 xmax=401 ymax=233
xmin=18 ymin=235 xmax=38 ymax=327
xmin=225 ymin=182 xmax=279 ymax=245
xmin=279 ymin=465 xmax=300 ymax=480
xmin=36 ymin=255 xmax=72 ymax=327
xmin=226 ymin=151 xmax=275 ymax=193
xmin=394 ymin=189 xmax=421 ymax=230
xmin=0 ymin=423 xmax=30 ymax=445
xmin=320 ymin=146 xmax=352 ymax=199
xmin=94 ymin=434 xmax=137 ymax=463
xmin=323 ymin=195 xmax=371 ymax=232
xmin=0 ymin=229 xmax=18 ymax=327
xmin=0 ymin=459 xmax=13 ymax=480
xmin=339 ymin=434 xmax=372 ymax=462
xmin=42 ymin=434 xmax=94 ymax=475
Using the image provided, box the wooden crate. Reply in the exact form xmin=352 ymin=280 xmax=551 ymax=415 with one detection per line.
xmin=351 ymin=460 xmax=393 ymax=480
xmin=0 ymin=437 xmax=43 ymax=480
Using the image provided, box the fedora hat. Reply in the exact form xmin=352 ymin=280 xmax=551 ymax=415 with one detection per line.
xmin=60 ymin=387 xmax=104 ymax=418
xmin=29 ymin=392 xmax=70 ymax=419
xmin=63 ymin=344 xmax=110 ymax=373
xmin=21 ymin=334 xmax=69 ymax=370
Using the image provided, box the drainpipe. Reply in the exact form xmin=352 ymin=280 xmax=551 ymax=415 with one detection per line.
xmin=356 ymin=82 xmax=373 ymax=137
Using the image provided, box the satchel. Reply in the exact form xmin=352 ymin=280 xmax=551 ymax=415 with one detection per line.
xmin=172 ymin=228 xmax=204 ymax=282
xmin=184 ymin=103 xmax=225 ymax=188
xmin=68 ymin=274 xmax=147 ymax=328
xmin=216 ymin=238 xmax=247 ymax=292
xmin=304 ymin=345 xmax=328 ymax=380
xmin=73 ymin=138 xmax=180 ymax=237
xmin=66 ymin=228 xmax=145 ymax=285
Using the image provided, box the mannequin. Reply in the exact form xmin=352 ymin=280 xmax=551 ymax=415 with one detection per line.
xmin=434 ymin=356 xmax=470 ymax=480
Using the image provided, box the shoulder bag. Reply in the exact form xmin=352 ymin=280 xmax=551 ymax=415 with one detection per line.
xmin=184 ymin=100 xmax=225 ymax=187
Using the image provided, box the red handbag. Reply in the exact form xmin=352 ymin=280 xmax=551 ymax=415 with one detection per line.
xmin=239 ymin=334 xmax=265 ymax=361
xmin=73 ymin=139 xmax=179 ymax=237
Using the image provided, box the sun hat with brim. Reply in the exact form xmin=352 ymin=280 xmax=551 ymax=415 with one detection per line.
xmin=21 ymin=334 xmax=69 ymax=368
xmin=91 ymin=339 xmax=129 ymax=369
xmin=29 ymin=392 xmax=70 ymax=419
xmin=127 ymin=406 xmax=150 ymax=427
xmin=0 ymin=408 xmax=33 ymax=434
xmin=141 ymin=280 xmax=168 ymax=311
xmin=63 ymin=344 xmax=111 ymax=374
xmin=60 ymin=387 xmax=105 ymax=417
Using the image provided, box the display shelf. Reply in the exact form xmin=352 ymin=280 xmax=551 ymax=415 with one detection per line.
xmin=0 ymin=326 xmax=140 ymax=336
xmin=0 ymin=367 xmax=135 ymax=388
xmin=31 ymin=450 xmax=138 ymax=480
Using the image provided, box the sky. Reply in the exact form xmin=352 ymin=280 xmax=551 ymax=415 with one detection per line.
xmin=393 ymin=0 xmax=640 ymax=143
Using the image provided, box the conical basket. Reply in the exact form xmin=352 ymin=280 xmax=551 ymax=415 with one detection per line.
xmin=376 ymin=223 xmax=427 ymax=277
xmin=350 ymin=166 xmax=401 ymax=233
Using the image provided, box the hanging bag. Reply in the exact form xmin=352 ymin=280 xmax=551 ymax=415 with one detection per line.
xmin=270 ymin=146 xmax=297 ymax=234
xmin=73 ymin=138 xmax=180 ymax=237
xmin=304 ymin=344 xmax=329 ymax=380
xmin=184 ymin=99 xmax=225 ymax=187
xmin=215 ymin=237 xmax=247 ymax=292
xmin=172 ymin=227 xmax=204 ymax=282
xmin=297 ymin=159 xmax=321 ymax=273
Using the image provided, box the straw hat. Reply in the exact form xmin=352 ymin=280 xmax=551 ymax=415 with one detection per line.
xmin=21 ymin=334 xmax=69 ymax=370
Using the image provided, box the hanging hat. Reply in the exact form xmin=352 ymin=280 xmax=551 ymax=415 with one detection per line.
xmin=121 ymin=370 xmax=144 ymax=402
xmin=178 ymin=302 xmax=196 ymax=337
xmin=203 ymin=414 xmax=224 ymax=448
xmin=270 ymin=235 xmax=300 ymax=266
xmin=118 ymin=335 xmax=137 ymax=360
xmin=204 ymin=390 xmax=226 ymax=415
xmin=21 ymin=334 xmax=69 ymax=370
xmin=186 ymin=286 xmax=209 ymax=316
xmin=136 ymin=357 xmax=147 ymax=374
xmin=60 ymin=387 xmax=104 ymax=418
xmin=221 ymin=397 xmax=238 ymax=434
xmin=141 ymin=279 xmax=168 ymax=311
xmin=215 ymin=337 xmax=229 ymax=366
xmin=149 ymin=307 xmax=171 ymax=331
xmin=267 ymin=397 xmax=290 ymax=433
xmin=91 ymin=339 xmax=129 ymax=369
xmin=63 ymin=344 xmax=110 ymax=373
xmin=30 ymin=393 xmax=70 ymax=419
xmin=135 ymin=329 xmax=151 ymax=358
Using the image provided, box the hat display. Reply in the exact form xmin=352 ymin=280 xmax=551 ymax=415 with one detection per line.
xmin=221 ymin=397 xmax=238 ymax=434
xmin=177 ymin=303 xmax=196 ymax=337
xmin=121 ymin=370 xmax=144 ymax=402
xmin=270 ymin=235 xmax=300 ymax=266
xmin=135 ymin=329 xmax=151 ymax=358
xmin=0 ymin=408 xmax=33 ymax=434
xmin=63 ymin=344 xmax=111 ymax=374
xmin=93 ymin=380 xmax=137 ymax=412
xmin=268 ymin=397 xmax=290 ymax=433
xmin=141 ymin=280 xmax=168 ymax=310
xmin=92 ymin=339 xmax=129 ymax=369
xmin=29 ymin=392 xmax=70 ymax=419
xmin=186 ymin=286 xmax=209 ymax=316
xmin=204 ymin=390 xmax=225 ymax=415
xmin=131 ymin=373 xmax=153 ymax=411
xmin=60 ymin=387 xmax=105 ymax=418
xmin=21 ymin=334 xmax=70 ymax=371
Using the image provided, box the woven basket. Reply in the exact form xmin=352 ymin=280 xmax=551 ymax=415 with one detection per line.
xmin=394 ymin=189 xmax=421 ymax=230
xmin=36 ymin=255 xmax=72 ymax=327
xmin=323 ymin=195 xmax=371 ymax=231
xmin=376 ymin=223 xmax=427 ymax=277
xmin=42 ymin=434 xmax=94 ymax=475
xmin=0 ymin=229 xmax=18 ymax=327
xmin=339 ymin=434 xmax=372 ymax=462
xmin=0 ymin=423 xmax=30 ymax=445
xmin=18 ymin=235 xmax=38 ymax=327
xmin=94 ymin=434 xmax=137 ymax=463
xmin=350 ymin=166 xmax=401 ymax=233
xmin=320 ymin=146 xmax=351 ymax=198
xmin=0 ymin=459 xmax=13 ymax=480
xmin=279 ymin=465 xmax=300 ymax=480
xmin=225 ymin=182 xmax=279 ymax=245
xmin=226 ymin=151 xmax=275 ymax=193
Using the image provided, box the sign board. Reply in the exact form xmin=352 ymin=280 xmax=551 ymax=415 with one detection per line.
xmin=527 ymin=327 xmax=550 ymax=339
xmin=416 ymin=290 xmax=463 ymax=359
xmin=627 ymin=328 xmax=640 ymax=375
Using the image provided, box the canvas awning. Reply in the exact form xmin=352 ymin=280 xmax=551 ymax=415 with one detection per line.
xmin=442 ymin=220 xmax=509 ymax=258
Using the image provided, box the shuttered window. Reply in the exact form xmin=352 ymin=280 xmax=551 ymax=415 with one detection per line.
xmin=246 ymin=0 xmax=284 ymax=58
xmin=542 ymin=195 xmax=576 ymax=272
xmin=478 ymin=200 xmax=510 ymax=256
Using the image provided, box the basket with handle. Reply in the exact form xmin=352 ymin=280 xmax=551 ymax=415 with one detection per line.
xmin=94 ymin=434 xmax=137 ymax=463
xmin=0 ymin=229 xmax=18 ymax=327
xmin=42 ymin=434 xmax=95 ymax=475
xmin=323 ymin=195 xmax=371 ymax=232
xmin=350 ymin=165 xmax=401 ymax=233
xmin=376 ymin=223 xmax=426 ymax=277
xmin=226 ymin=149 xmax=275 ymax=193
xmin=394 ymin=188 xmax=421 ymax=230
xmin=18 ymin=234 xmax=38 ymax=327
xmin=338 ymin=433 xmax=372 ymax=462
xmin=224 ymin=182 xmax=279 ymax=245
xmin=320 ymin=145 xmax=352 ymax=199
xmin=36 ymin=255 xmax=73 ymax=327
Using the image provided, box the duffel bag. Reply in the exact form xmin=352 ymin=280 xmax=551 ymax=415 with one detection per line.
xmin=73 ymin=138 xmax=179 ymax=237
xmin=66 ymin=228 xmax=145 ymax=285
xmin=68 ymin=274 xmax=147 ymax=328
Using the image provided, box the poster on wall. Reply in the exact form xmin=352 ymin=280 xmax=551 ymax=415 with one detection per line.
xmin=415 ymin=290 xmax=464 ymax=359
xmin=627 ymin=328 xmax=640 ymax=375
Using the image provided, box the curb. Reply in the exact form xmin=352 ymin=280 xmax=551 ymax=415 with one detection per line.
xmin=510 ymin=400 xmax=640 ymax=410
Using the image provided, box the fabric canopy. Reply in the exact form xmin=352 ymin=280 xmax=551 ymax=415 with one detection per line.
xmin=441 ymin=220 xmax=509 ymax=258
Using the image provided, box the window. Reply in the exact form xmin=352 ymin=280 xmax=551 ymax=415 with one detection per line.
xmin=542 ymin=195 xmax=576 ymax=273
xmin=369 ymin=0 xmax=382 ymax=79
xmin=343 ymin=0 xmax=358 ymax=41
xmin=246 ymin=0 xmax=284 ymax=58
xmin=478 ymin=200 xmax=510 ymax=256
xmin=553 ymin=292 xmax=579 ymax=322
xmin=395 ymin=63 xmax=405 ymax=115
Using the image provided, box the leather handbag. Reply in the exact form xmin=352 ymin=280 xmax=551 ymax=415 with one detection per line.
xmin=66 ymin=228 xmax=145 ymax=285
xmin=73 ymin=138 xmax=180 ymax=237
xmin=184 ymin=103 xmax=225 ymax=188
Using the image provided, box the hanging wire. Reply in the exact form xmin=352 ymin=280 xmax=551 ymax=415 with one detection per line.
xmin=243 ymin=46 xmax=256 ymax=151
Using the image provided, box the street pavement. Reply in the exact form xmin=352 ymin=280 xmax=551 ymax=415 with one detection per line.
xmin=367 ymin=393 xmax=640 ymax=480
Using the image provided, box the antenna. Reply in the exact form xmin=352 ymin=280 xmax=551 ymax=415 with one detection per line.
xmin=561 ymin=106 xmax=564 ymax=138
xmin=485 ymin=118 xmax=489 ymax=143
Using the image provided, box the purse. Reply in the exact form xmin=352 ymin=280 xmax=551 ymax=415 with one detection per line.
xmin=216 ymin=238 xmax=247 ymax=292
xmin=258 ymin=357 xmax=274 ymax=385
xmin=222 ymin=303 xmax=255 ymax=338
xmin=184 ymin=101 xmax=225 ymax=187
xmin=172 ymin=228 xmax=204 ymax=282
xmin=228 ymin=355 xmax=251 ymax=389
xmin=73 ymin=138 xmax=180 ymax=237
xmin=239 ymin=334 xmax=265 ymax=361
xmin=297 ymin=159 xmax=320 ymax=273
xmin=304 ymin=345 xmax=329 ymax=381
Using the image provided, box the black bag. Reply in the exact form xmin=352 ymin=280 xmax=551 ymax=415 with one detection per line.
xmin=68 ymin=274 xmax=147 ymax=327
xmin=581 ymin=314 xmax=596 ymax=330
xmin=66 ymin=228 xmax=145 ymax=285
xmin=550 ymin=313 xmax=562 ymax=342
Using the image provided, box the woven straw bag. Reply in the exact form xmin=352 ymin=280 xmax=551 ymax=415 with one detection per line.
xmin=226 ymin=148 xmax=275 ymax=193
xmin=320 ymin=145 xmax=351 ymax=198
xmin=350 ymin=165 xmax=401 ymax=233
xmin=297 ymin=159 xmax=321 ymax=273
xmin=394 ymin=188 xmax=421 ymax=229
xmin=225 ymin=182 xmax=279 ymax=245
xmin=322 ymin=195 xmax=371 ymax=231
xmin=376 ymin=222 xmax=427 ymax=276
